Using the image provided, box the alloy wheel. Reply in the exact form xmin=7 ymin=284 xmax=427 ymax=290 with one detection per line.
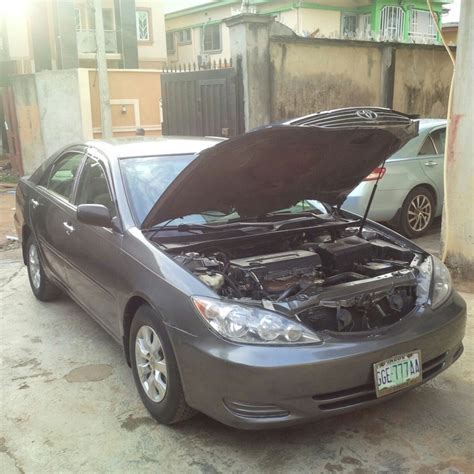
xmin=28 ymin=244 xmax=41 ymax=290
xmin=135 ymin=325 xmax=168 ymax=402
xmin=407 ymin=194 xmax=432 ymax=233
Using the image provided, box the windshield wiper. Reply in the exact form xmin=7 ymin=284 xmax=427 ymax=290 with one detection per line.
xmin=175 ymin=222 xmax=275 ymax=232
xmin=145 ymin=213 xmax=334 ymax=234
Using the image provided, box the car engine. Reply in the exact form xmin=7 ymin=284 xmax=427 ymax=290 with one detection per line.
xmin=171 ymin=229 xmax=420 ymax=333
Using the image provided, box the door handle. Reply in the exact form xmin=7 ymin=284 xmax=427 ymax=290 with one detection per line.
xmin=31 ymin=198 xmax=40 ymax=209
xmin=424 ymin=161 xmax=438 ymax=167
xmin=63 ymin=222 xmax=74 ymax=235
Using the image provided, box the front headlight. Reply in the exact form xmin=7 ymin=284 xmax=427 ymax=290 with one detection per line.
xmin=431 ymin=256 xmax=452 ymax=309
xmin=192 ymin=296 xmax=321 ymax=345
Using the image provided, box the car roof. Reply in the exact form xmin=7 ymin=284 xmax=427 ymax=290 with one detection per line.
xmin=417 ymin=118 xmax=447 ymax=131
xmin=86 ymin=136 xmax=225 ymax=159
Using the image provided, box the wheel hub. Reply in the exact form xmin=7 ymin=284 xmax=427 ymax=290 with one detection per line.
xmin=135 ymin=325 xmax=168 ymax=403
xmin=28 ymin=244 xmax=41 ymax=290
xmin=407 ymin=194 xmax=432 ymax=232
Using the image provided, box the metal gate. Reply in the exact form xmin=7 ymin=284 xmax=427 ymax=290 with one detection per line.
xmin=161 ymin=65 xmax=243 ymax=138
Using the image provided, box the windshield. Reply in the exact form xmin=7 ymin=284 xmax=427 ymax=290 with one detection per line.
xmin=120 ymin=154 xmax=328 ymax=227
xmin=121 ymin=154 xmax=195 ymax=223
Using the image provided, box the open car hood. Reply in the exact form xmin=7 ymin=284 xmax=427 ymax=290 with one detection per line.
xmin=142 ymin=108 xmax=418 ymax=229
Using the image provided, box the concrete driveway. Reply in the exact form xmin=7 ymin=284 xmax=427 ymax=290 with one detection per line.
xmin=1 ymin=244 xmax=473 ymax=473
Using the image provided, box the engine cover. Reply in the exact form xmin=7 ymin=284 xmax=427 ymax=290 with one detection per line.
xmin=230 ymin=250 xmax=321 ymax=278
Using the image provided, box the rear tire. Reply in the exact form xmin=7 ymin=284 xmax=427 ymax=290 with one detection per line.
xmin=26 ymin=235 xmax=61 ymax=301
xmin=399 ymin=186 xmax=435 ymax=238
xmin=130 ymin=305 xmax=196 ymax=425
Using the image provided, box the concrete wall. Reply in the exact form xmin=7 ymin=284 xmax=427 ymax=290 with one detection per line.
xmin=442 ymin=27 xmax=457 ymax=46
xmin=269 ymin=37 xmax=454 ymax=122
xmin=442 ymin=1 xmax=473 ymax=279
xmin=12 ymin=68 xmax=164 ymax=173
xmin=393 ymin=46 xmax=454 ymax=118
xmin=88 ymin=69 xmax=162 ymax=137
xmin=35 ymin=70 xmax=85 ymax=158
xmin=270 ymin=38 xmax=381 ymax=121
xmin=12 ymin=70 xmax=86 ymax=174
xmin=11 ymin=75 xmax=45 ymax=174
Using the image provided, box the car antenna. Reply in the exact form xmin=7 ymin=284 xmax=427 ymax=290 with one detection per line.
xmin=357 ymin=159 xmax=387 ymax=237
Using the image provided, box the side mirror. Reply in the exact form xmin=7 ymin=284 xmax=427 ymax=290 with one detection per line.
xmin=77 ymin=204 xmax=112 ymax=228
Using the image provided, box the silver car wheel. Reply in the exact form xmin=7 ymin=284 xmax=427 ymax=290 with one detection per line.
xmin=407 ymin=194 xmax=432 ymax=232
xmin=28 ymin=244 xmax=41 ymax=290
xmin=135 ymin=325 xmax=168 ymax=403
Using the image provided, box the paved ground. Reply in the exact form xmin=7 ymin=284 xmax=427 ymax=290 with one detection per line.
xmin=0 ymin=189 xmax=17 ymax=248
xmin=1 ymin=239 xmax=473 ymax=473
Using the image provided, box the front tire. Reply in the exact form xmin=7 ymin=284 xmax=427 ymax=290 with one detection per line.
xmin=26 ymin=235 xmax=61 ymax=301
xmin=399 ymin=186 xmax=435 ymax=238
xmin=130 ymin=305 xmax=196 ymax=425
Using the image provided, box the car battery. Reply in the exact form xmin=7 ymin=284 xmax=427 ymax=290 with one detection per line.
xmin=316 ymin=236 xmax=372 ymax=272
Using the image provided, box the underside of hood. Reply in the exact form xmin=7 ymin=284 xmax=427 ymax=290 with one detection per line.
xmin=142 ymin=108 xmax=418 ymax=229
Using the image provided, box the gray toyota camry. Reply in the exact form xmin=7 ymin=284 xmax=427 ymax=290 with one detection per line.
xmin=15 ymin=107 xmax=466 ymax=429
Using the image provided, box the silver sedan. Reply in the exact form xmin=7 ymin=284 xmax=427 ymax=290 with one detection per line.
xmin=343 ymin=119 xmax=446 ymax=237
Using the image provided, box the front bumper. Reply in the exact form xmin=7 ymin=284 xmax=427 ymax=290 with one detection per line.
xmin=169 ymin=291 xmax=466 ymax=429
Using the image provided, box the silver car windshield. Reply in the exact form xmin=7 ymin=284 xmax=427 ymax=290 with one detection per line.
xmin=120 ymin=154 xmax=195 ymax=224
xmin=120 ymin=154 xmax=327 ymax=227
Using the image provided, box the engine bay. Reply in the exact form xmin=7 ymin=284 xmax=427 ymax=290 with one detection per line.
xmin=154 ymin=218 xmax=425 ymax=334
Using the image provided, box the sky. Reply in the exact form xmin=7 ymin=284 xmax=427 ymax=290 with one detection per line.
xmin=163 ymin=0 xmax=462 ymax=22
xmin=443 ymin=0 xmax=461 ymax=23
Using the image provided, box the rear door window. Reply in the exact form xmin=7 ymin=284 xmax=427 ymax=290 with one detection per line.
xmin=430 ymin=128 xmax=446 ymax=155
xmin=418 ymin=136 xmax=436 ymax=156
xmin=46 ymin=152 xmax=84 ymax=201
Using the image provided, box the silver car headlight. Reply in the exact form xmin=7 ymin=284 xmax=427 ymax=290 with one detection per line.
xmin=430 ymin=256 xmax=452 ymax=309
xmin=192 ymin=296 xmax=321 ymax=345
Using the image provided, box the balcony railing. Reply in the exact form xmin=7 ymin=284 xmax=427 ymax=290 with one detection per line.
xmin=76 ymin=30 xmax=118 ymax=54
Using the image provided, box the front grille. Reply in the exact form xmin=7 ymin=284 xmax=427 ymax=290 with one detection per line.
xmin=288 ymin=107 xmax=412 ymax=129
xmin=421 ymin=352 xmax=446 ymax=379
xmin=314 ymin=352 xmax=448 ymax=411
xmin=224 ymin=400 xmax=289 ymax=419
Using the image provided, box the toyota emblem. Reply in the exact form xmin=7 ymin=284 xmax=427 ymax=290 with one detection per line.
xmin=356 ymin=109 xmax=378 ymax=121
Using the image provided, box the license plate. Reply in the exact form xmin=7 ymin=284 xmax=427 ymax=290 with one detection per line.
xmin=374 ymin=351 xmax=422 ymax=398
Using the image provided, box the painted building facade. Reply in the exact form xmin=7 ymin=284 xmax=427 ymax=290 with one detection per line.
xmin=0 ymin=0 xmax=167 ymax=82
xmin=165 ymin=0 xmax=449 ymax=65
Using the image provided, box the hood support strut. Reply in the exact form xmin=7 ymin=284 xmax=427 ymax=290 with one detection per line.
xmin=357 ymin=158 xmax=388 ymax=236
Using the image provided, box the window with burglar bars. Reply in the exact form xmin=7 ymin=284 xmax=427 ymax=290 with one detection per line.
xmin=178 ymin=29 xmax=192 ymax=44
xmin=409 ymin=9 xmax=437 ymax=43
xmin=341 ymin=13 xmax=357 ymax=37
xmin=380 ymin=6 xmax=404 ymax=41
xmin=359 ymin=14 xmax=371 ymax=38
xmin=166 ymin=32 xmax=175 ymax=54
xmin=136 ymin=10 xmax=151 ymax=41
xmin=202 ymin=24 xmax=221 ymax=52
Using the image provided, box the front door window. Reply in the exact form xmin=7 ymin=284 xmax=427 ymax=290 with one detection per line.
xmin=76 ymin=157 xmax=116 ymax=218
